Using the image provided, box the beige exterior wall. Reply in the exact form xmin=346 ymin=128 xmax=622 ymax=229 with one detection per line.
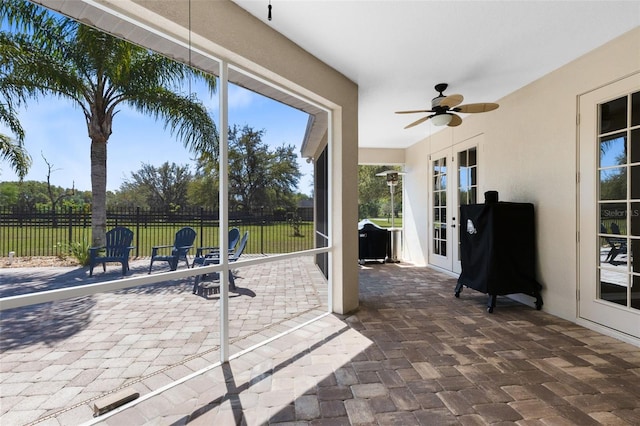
xmin=403 ymin=27 xmax=640 ymax=323
xmin=359 ymin=148 xmax=405 ymax=165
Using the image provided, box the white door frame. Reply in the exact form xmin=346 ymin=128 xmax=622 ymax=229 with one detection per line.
xmin=429 ymin=148 xmax=453 ymax=270
xmin=578 ymin=73 xmax=640 ymax=340
xmin=453 ymin=136 xmax=483 ymax=274
xmin=429 ymin=136 xmax=483 ymax=273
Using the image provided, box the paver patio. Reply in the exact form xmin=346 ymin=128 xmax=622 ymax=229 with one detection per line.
xmin=1 ymin=256 xmax=327 ymax=424
xmin=2 ymin=259 xmax=640 ymax=425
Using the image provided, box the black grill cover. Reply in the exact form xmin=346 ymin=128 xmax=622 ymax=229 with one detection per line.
xmin=358 ymin=220 xmax=389 ymax=262
xmin=457 ymin=202 xmax=540 ymax=296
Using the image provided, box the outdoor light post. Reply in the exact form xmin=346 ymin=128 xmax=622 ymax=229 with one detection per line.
xmin=376 ymin=170 xmax=405 ymax=262
xmin=389 ymin=172 xmax=398 ymax=228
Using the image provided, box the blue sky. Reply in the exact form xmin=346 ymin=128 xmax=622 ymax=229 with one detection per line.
xmin=0 ymin=82 xmax=314 ymax=195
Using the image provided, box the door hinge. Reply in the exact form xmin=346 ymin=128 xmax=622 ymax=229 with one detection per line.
xmin=576 ymin=172 xmax=580 ymax=184
xmin=576 ymin=113 xmax=580 ymax=125
xmin=577 ymin=231 xmax=580 ymax=243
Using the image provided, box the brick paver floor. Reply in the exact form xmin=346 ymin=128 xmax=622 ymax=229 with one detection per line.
xmin=2 ymin=260 xmax=640 ymax=425
xmin=1 ymin=255 xmax=327 ymax=425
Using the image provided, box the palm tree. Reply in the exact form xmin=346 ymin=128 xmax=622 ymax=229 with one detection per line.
xmin=0 ymin=0 xmax=218 ymax=246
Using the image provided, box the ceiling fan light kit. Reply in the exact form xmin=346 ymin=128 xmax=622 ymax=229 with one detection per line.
xmin=431 ymin=113 xmax=453 ymax=126
xmin=396 ymin=83 xmax=499 ymax=128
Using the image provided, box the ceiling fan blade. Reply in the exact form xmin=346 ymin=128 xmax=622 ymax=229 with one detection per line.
xmin=453 ymin=103 xmax=499 ymax=113
xmin=404 ymin=115 xmax=431 ymax=129
xmin=396 ymin=109 xmax=434 ymax=114
xmin=448 ymin=114 xmax=462 ymax=127
xmin=440 ymin=94 xmax=463 ymax=108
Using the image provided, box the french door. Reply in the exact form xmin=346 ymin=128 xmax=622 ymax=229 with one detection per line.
xmin=429 ymin=136 xmax=482 ymax=273
xmin=578 ymin=73 xmax=640 ymax=339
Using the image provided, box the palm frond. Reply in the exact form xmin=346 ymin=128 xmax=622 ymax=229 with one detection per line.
xmin=0 ymin=133 xmax=31 ymax=179
xmin=1 ymin=15 xmax=87 ymax=107
xmin=0 ymin=103 xmax=25 ymax=142
xmin=126 ymin=88 xmax=218 ymax=158
xmin=0 ymin=0 xmax=76 ymax=53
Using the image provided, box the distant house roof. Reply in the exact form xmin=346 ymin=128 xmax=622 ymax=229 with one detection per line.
xmin=298 ymin=199 xmax=314 ymax=208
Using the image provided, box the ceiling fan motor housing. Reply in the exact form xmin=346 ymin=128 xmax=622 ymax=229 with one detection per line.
xmin=431 ymin=96 xmax=446 ymax=109
xmin=431 ymin=83 xmax=449 ymax=110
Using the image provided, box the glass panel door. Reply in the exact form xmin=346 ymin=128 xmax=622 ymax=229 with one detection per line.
xmin=453 ymin=145 xmax=479 ymax=274
xmin=598 ymin=96 xmax=640 ymax=309
xmin=430 ymin=137 xmax=482 ymax=273
xmin=579 ymin=73 xmax=640 ymax=340
xmin=430 ymin=152 xmax=451 ymax=270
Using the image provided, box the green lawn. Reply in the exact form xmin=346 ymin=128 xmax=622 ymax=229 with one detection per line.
xmin=367 ymin=217 xmax=403 ymax=228
xmin=1 ymin=222 xmax=315 ymax=258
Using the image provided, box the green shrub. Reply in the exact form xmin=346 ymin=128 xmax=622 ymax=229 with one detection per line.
xmin=287 ymin=214 xmax=305 ymax=237
xmin=55 ymin=239 xmax=91 ymax=266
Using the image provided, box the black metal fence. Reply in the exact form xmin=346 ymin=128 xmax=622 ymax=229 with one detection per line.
xmin=0 ymin=207 xmax=314 ymax=258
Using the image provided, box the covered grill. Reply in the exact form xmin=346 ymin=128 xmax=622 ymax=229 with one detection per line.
xmin=455 ymin=192 xmax=543 ymax=312
xmin=358 ymin=219 xmax=389 ymax=264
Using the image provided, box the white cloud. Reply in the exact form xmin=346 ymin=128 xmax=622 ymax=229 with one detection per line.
xmin=228 ymin=85 xmax=257 ymax=110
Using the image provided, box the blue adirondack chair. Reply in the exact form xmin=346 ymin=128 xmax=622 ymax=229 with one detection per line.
xmin=192 ymin=227 xmax=241 ymax=268
xmin=602 ymin=223 xmax=627 ymax=264
xmin=148 ymin=227 xmax=197 ymax=273
xmin=193 ymin=230 xmax=249 ymax=295
xmin=89 ymin=227 xmax=135 ymax=277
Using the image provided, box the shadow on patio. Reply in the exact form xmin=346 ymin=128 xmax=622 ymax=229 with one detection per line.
xmin=2 ymin=261 xmax=640 ymax=425
xmin=109 ymin=263 xmax=640 ymax=425
xmin=0 ymin=255 xmax=328 ymax=424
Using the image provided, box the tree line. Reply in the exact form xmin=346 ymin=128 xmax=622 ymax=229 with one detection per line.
xmin=2 ymin=163 xmax=400 ymax=220
xmin=358 ymin=165 xmax=403 ymax=220
xmin=1 ymin=124 xmax=310 ymax=213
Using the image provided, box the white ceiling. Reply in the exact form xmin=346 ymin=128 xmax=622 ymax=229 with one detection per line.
xmin=232 ymin=0 xmax=639 ymax=149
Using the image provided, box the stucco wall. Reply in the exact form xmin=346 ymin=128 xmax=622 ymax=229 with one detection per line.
xmin=404 ymin=27 xmax=640 ymax=323
xmin=358 ymin=148 xmax=405 ymax=165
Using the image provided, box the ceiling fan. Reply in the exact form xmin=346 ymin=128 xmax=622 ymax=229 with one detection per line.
xmin=396 ymin=83 xmax=499 ymax=128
